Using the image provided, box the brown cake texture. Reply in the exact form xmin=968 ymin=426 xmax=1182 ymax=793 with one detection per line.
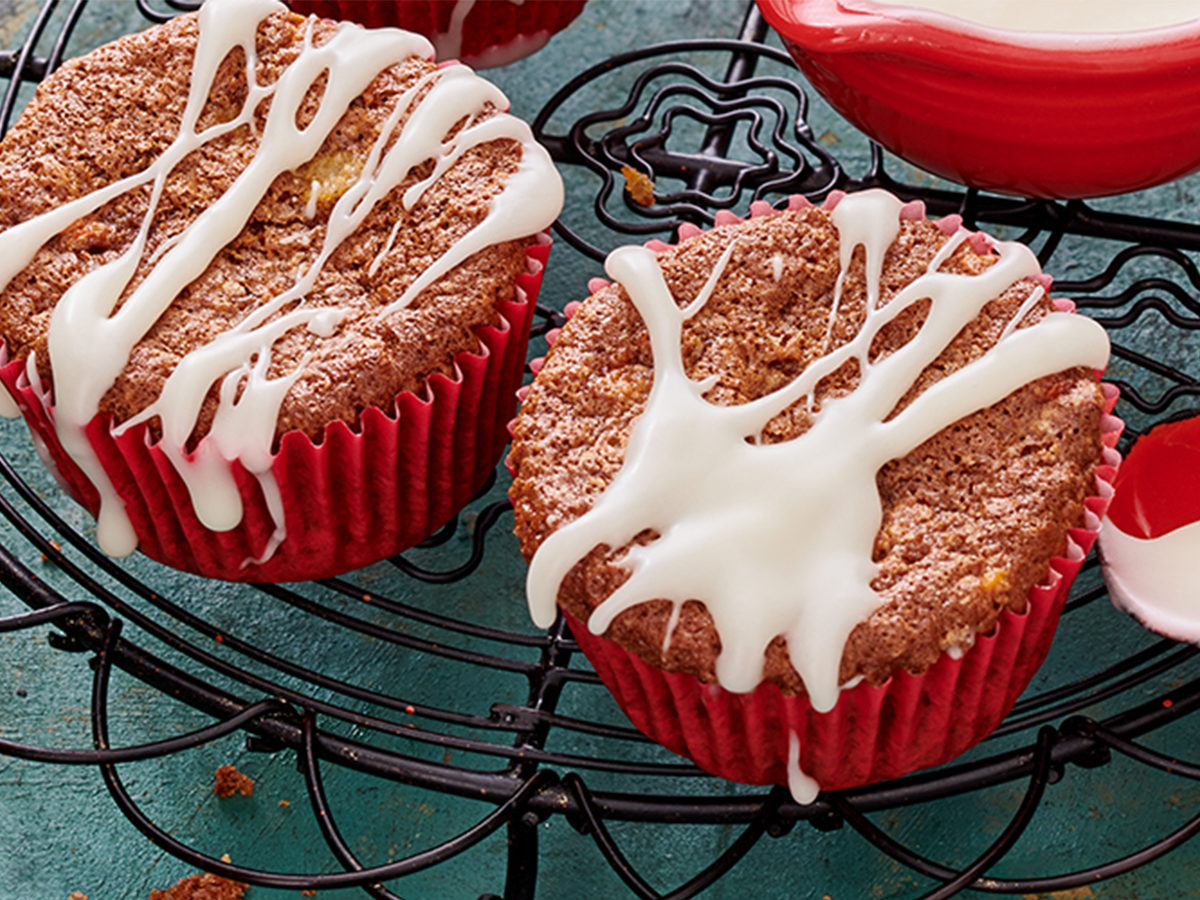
xmin=0 ymin=9 xmax=529 ymax=444
xmin=509 ymin=205 xmax=1106 ymax=698
xmin=213 ymin=764 xmax=255 ymax=799
xmin=148 ymin=872 xmax=245 ymax=900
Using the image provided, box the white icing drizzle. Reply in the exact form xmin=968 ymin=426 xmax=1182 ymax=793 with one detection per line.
xmin=1100 ymin=518 xmax=1200 ymax=644
xmin=771 ymin=253 xmax=783 ymax=283
xmin=998 ymin=283 xmax=1046 ymax=341
xmin=526 ymin=189 xmax=1110 ymax=717
xmin=304 ymin=179 xmax=321 ymax=220
xmin=371 ymin=220 xmax=406 ymax=278
xmin=787 ymin=731 xmax=820 ymax=805
xmin=0 ymin=0 xmax=564 ymax=560
xmin=865 ymin=0 xmax=1200 ymax=34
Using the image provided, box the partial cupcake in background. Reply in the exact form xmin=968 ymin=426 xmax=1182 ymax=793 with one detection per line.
xmin=0 ymin=0 xmax=563 ymax=581
xmin=509 ymin=190 xmax=1120 ymax=800
xmin=286 ymin=0 xmax=589 ymax=69
xmin=1100 ymin=416 xmax=1200 ymax=644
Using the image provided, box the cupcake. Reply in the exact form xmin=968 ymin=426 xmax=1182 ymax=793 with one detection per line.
xmin=509 ymin=190 xmax=1120 ymax=799
xmin=285 ymin=0 xmax=589 ymax=69
xmin=1100 ymin=416 xmax=1200 ymax=644
xmin=0 ymin=0 xmax=563 ymax=581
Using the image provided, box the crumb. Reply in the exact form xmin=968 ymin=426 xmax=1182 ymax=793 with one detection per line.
xmin=214 ymin=764 xmax=255 ymax=798
xmin=220 ymin=854 xmax=232 ymax=864
xmin=68 ymin=893 xmax=88 ymax=900
xmin=300 ymin=892 xmax=316 ymax=898
xmin=148 ymin=872 xmax=246 ymax=900
xmin=620 ymin=165 xmax=655 ymax=207
xmin=279 ymin=799 xmax=291 ymax=808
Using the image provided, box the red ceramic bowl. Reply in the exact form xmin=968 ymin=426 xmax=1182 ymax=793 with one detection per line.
xmin=755 ymin=0 xmax=1200 ymax=198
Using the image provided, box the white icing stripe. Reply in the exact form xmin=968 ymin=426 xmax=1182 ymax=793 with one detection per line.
xmin=787 ymin=731 xmax=819 ymax=805
xmin=0 ymin=0 xmax=563 ymax=561
xmin=305 ymin=180 xmax=320 ymax=220
xmin=998 ymin=284 xmax=1046 ymax=341
xmin=526 ymin=189 xmax=1110 ymax=716
xmin=1101 ymin=518 xmax=1200 ymax=643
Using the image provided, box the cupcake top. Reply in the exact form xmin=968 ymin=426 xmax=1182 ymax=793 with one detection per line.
xmin=0 ymin=0 xmax=562 ymax=556
xmin=510 ymin=190 xmax=1110 ymax=712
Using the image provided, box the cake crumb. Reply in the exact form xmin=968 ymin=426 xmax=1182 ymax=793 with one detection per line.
xmin=68 ymin=892 xmax=88 ymax=900
xmin=620 ymin=165 xmax=655 ymax=207
xmin=300 ymin=891 xmax=316 ymax=898
xmin=214 ymin=764 xmax=255 ymax=798
xmin=279 ymin=799 xmax=291 ymax=808
xmin=148 ymin=872 xmax=246 ymax=900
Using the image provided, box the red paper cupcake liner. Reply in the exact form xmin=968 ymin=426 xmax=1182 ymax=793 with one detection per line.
xmin=564 ymin=384 xmax=1121 ymax=794
xmin=523 ymin=195 xmax=1124 ymax=793
xmin=287 ymin=0 xmax=588 ymax=68
xmin=1 ymin=235 xmax=550 ymax=583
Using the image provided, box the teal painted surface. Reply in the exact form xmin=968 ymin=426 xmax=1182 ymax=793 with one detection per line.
xmin=0 ymin=1 xmax=1198 ymax=898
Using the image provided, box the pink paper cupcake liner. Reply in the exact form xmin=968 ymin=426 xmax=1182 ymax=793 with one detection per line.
xmin=527 ymin=196 xmax=1123 ymax=793
xmin=1 ymin=236 xmax=550 ymax=583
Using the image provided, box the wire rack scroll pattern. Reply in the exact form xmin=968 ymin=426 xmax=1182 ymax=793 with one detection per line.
xmin=1 ymin=2 xmax=1199 ymax=899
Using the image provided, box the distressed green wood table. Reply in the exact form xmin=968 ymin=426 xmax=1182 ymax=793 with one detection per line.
xmin=1 ymin=1 xmax=1198 ymax=898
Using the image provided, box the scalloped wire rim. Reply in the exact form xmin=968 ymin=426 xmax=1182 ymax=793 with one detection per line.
xmin=0 ymin=1 xmax=1198 ymax=898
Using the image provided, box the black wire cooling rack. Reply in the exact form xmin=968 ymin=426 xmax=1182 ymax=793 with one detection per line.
xmin=2 ymin=1 xmax=1199 ymax=898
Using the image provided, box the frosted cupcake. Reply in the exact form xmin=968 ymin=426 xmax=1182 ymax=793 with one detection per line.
xmin=509 ymin=190 xmax=1120 ymax=799
xmin=0 ymin=0 xmax=562 ymax=581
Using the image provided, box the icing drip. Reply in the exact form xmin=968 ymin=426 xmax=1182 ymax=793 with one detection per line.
xmin=0 ymin=0 xmax=563 ymax=559
xmin=787 ymin=732 xmax=820 ymax=805
xmin=304 ymin=180 xmax=321 ymax=220
xmin=865 ymin=0 xmax=1200 ymax=34
xmin=526 ymin=189 xmax=1110 ymax=713
xmin=1101 ymin=519 xmax=1200 ymax=643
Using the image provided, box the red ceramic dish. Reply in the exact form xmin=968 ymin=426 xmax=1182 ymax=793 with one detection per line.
xmin=1106 ymin=416 xmax=1200 ymax=540
xmin=1099 ymin=416 xmax=1200 ymax=644
xmin=755 ymin=0 xmax=1200 ymax=198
